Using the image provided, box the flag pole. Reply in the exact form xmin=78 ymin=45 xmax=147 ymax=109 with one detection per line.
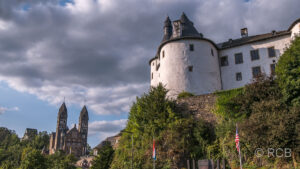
xmin=153 ymin=135 xmax=155 ymax=169
xmin=236 ymin=123 xmax=243 ymax=169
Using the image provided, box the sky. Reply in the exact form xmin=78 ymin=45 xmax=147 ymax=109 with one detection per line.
xmin=0 ymin=0 xmax=299 ymax=148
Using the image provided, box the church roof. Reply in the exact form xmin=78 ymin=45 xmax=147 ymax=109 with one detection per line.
xmin=217 ymin=30 xmax=291 ymax=49
xmin=67 ymin=124 xmax=79 ymax=134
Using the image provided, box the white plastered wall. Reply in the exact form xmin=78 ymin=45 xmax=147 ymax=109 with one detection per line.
xmin=219 ymin=35 xmax=291 ymax=90
xmin=151 ymin=39 xmax=221 ymax=97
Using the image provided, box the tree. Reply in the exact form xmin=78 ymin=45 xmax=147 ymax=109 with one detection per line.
xmin=276 ymin=36 xmax=300 ymax=106
xmin=91 ymin=142 xmax=114 ymax=169
xmin=110 ymin=84 xmax=215 ymax=169
xmin=213 ymin=75 xmax=300 ymax=167
xmin=20 ymin=148 xmax=47 ymax=169
xmin=47 ymin=150 xmax=77 ymax=169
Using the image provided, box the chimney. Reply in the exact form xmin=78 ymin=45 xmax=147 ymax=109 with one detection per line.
xmin=241 ymin=28 xmax=248 ymax=38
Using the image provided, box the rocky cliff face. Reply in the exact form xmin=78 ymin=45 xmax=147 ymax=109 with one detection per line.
xmin=176 ymin=93 xmax=217 ymax=125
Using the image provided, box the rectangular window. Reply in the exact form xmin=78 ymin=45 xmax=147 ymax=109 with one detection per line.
xmin=236 ymin=72 xmax=242 ymax=81
xmin=252 ymin=66 xmax=261 ymax=78
xmin=235 ymin=53 xmax=243 ymax=64
xmin=188 ymin=66 xmax=193 ymax=72
xmin=270 ymin=64 xmax=276 ymax=75
xmin=189 ymin=44 xmax=194 ymax=51
xmin=211 ymin=49 xmax=214 ymax=56
xmin=220 ymin=56 xmax=228 ymax=66
xmin=162 ymin=51 xmax=165 ymax=58
xmin=151 ymin=73 xmax=153 ymax=79
xmin=268 ymin=47 xmax=276 ymax=58
xmin=250 ymin=49 xmax=259 ymax=61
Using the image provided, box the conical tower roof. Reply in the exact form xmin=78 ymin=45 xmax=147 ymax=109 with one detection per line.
xmin=180 ymin=12 xmax=190 ymax=23
xmin=164 ymin=16 xmax=172 ymax=27
xmin=179 ymin=12 xmax=200 ymax=37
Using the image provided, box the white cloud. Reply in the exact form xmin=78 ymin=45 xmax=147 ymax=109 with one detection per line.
xmin=89 ymin=119 xmax=127 ymax=142
xmin=0 ymin=106 xmax=19 ymax=115
xmin=0 ymin=0 xmax=299 ymax=117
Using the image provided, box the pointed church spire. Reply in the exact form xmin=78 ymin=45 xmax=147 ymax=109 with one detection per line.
xmin=80 ymin=105 xmax=89 ymax=120
xmin=58 ymin=102 xmax=67 ymax=116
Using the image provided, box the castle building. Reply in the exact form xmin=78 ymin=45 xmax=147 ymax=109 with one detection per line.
xmin=21 ymin=128 xmax=37 ymax=141
xmin=149 ymin=13 xmax=300 ymax=97
xmin=49 ymin=102 xmax=89 ymax=157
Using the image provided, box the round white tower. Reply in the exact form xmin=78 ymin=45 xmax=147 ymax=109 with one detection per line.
xmin=150 ymin=13 xmax=222 ymax=98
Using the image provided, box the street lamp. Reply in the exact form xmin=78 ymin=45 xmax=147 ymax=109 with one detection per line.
xmin=121 ymin=131 xmax=133 ymax=169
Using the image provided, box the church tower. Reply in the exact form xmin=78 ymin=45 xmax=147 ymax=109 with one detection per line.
xmin=78 ymin=105 xmax=89 ymax=155
xmin=54 ymin=102 xmax=68 ymax=150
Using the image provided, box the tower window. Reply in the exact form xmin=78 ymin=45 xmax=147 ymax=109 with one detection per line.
xmin=268 ymin=46 xmax=276 ymax=57
xmin=188 ymin=66 xmax=193 ymax=72
xmin=252 ymin=66 xmax=261 ymax=78
xmin=235 ymin=53 xmax=243 ymax=64
xmin=189 ymin=44 xmax=194 ymax=51
xmin=151 ymin=73 xmax=153 ymax=79
xmin=162 ymin=51 xmax=165 ymax=58
xmin=211 ymin=49 xmax=214 ymax=56
xmin=270 ymin=64 xmax=276 ymax=75
xmin=220 ymin=56 xmax=228 ymax=66
xmin=250 ymin=49 xmax=259 ymax=61
xmin=236 ymin=72 xmax=242 ymax=81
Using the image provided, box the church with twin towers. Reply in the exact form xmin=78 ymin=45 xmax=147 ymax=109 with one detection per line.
xmin=49 ymin=102 xmax=89 ymax=157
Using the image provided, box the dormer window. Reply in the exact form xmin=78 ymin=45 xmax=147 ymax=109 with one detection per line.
xmin=189 ymin=44 xmax=194 ymax=51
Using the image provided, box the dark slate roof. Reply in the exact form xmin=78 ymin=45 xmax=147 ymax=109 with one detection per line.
xmin=164 ymin=16 xmax=171 ymax=27
xmin=177 ymin=13 xmax=201 ymax=38
xmin=162 ymin=16 xmax=172 ymax=42
xmin=288 ymin=18 xmax=300 ymax=30
xmin=217 ymin=30 xmax=291 ymax=49
xmin=163 ymin=13 xmax=202 ymax=41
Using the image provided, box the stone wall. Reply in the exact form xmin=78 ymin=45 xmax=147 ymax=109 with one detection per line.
xmin=176 ymin=93 xmax=217 ymax=125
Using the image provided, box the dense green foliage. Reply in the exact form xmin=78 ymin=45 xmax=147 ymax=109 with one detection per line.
xmin=110 ymin=84 xmax=215 ymax=169
xmin=0 ymin=128 xmax=78 ymax=169
xmin=212 ymin=75 xmax=300 ymax=168
xmin=177 ymin=91 xmax=195 ymax=99
xmin=276 ymin=36 xmax=300 ymax=106
xmin=91 ymin=142 xmax=114 ymax=169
